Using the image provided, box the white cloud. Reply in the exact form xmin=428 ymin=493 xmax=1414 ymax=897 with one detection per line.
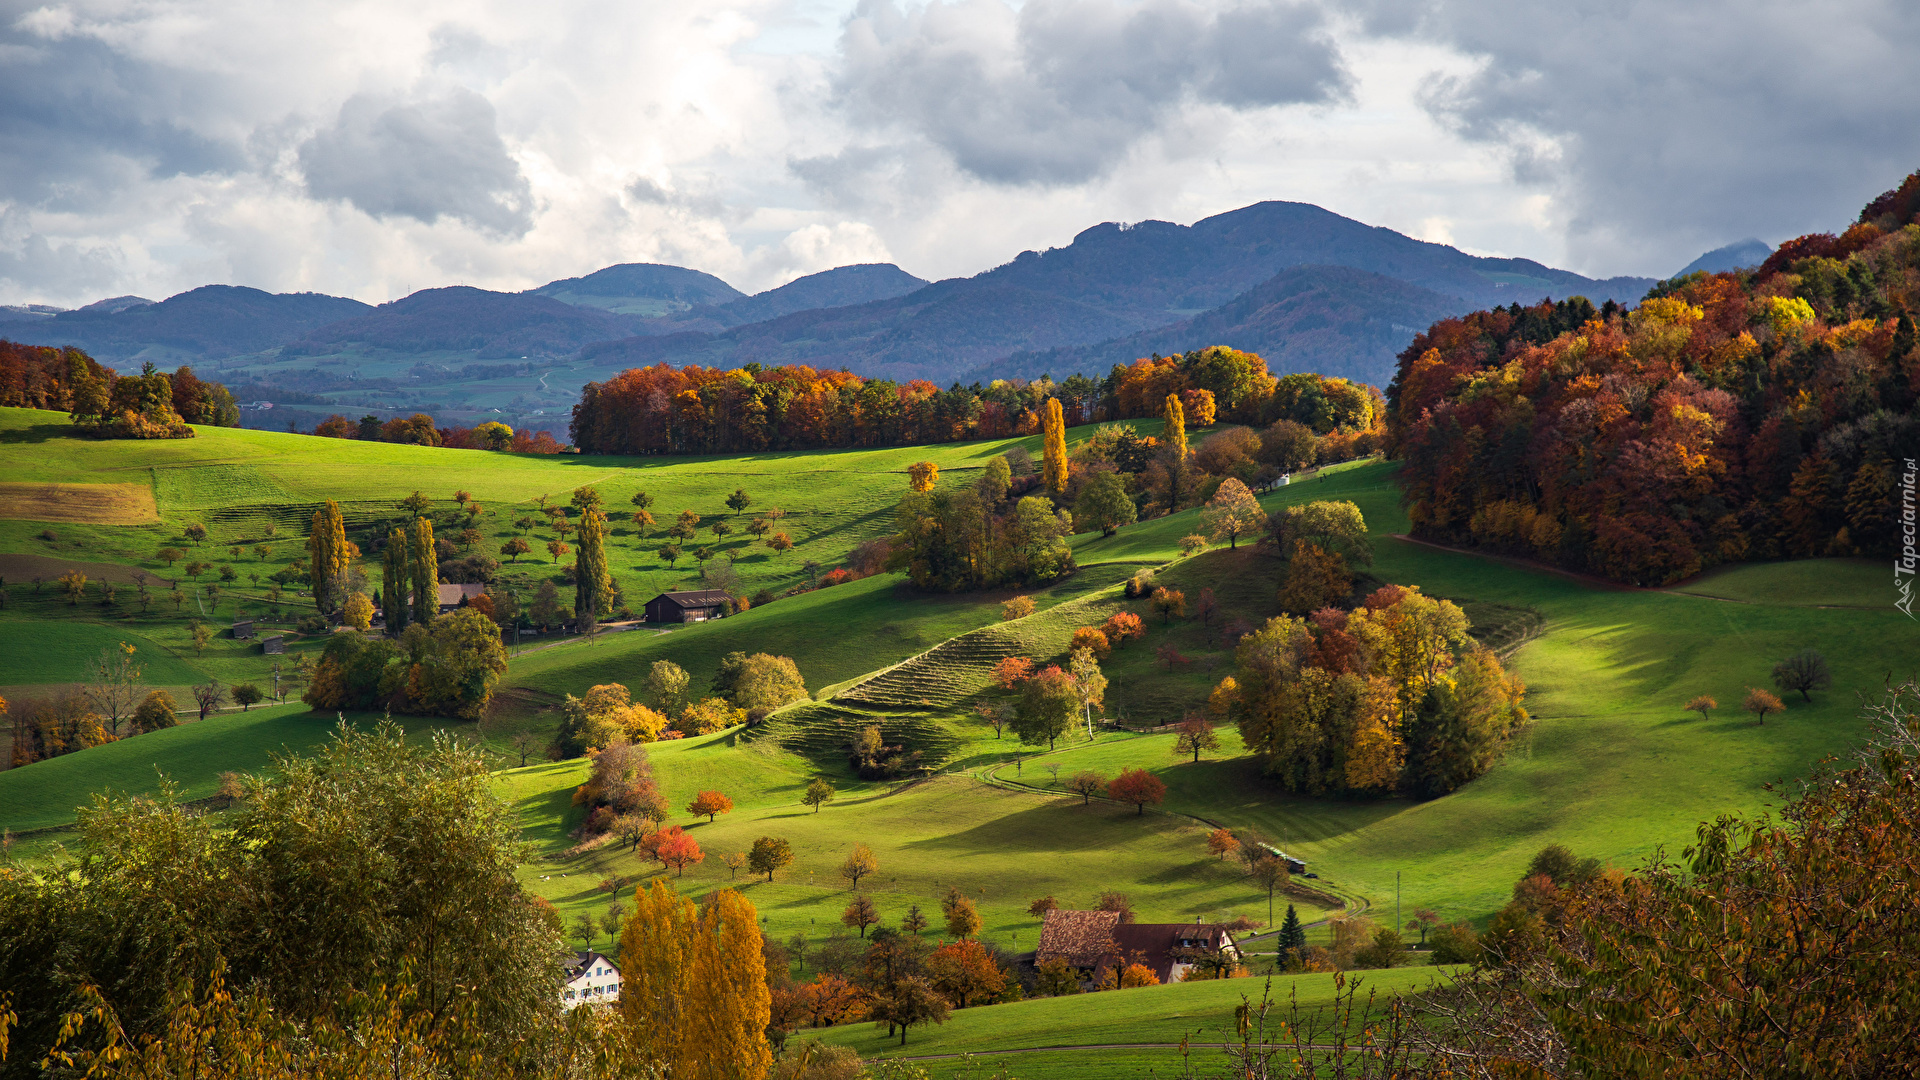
xmin=0 ymin=0 xmax=1914 ymax=307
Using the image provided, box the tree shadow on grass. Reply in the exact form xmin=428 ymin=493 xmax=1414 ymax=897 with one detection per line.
xmin=0 ymin=422 xmax=69 ymax=444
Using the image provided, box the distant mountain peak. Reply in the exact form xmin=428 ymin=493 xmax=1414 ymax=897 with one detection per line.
xmin=531 ymin=262 xmax=742 ymax=318
xmin=1674 ymin=239 xmax=1773 ymax=278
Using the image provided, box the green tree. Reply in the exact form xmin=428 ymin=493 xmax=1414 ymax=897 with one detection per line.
xmin=726 ymin=488 xmax=753 ymax=514
xmin=401 ymin=490 xmax=432 ymax=516
xmin=648 ymin=660 xmax=690 ymax=716
xmin=407 ymin=516 xmax=437 ymax=628
xmin=1013 ymin=665 xmax=1078 ymax=750
xmin=382 ymin=527 xmax=410 ymax=632
xmin=734 ymin=654 xmax=808 ymax=712
xmin=749 ymin=836 xmax=795 ymax=881
xmin=802 ymin=778 xmax=836 ymax=813
xmin=574 ymin=507 xmax=612 ymax=632
xmin=232 ymin=683 xmax=264 ymax=711
xmin=1073 ymin=470 xmax=1137 ymax=536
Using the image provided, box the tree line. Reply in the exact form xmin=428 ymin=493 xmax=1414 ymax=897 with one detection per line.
xmin=566 ymin=346 xmax=1382 ymax=457
xmin=0 ymin=341 xmax=240 ymax=436
xmin=1388 ymin=168 xmax=1920 ymax=586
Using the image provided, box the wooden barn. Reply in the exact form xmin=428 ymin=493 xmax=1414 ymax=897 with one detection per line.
xmin=642 ymin=590 xmax=730 ymax=624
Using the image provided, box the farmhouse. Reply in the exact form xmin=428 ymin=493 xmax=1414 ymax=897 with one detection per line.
xmin=561 ymin=950 xmax=621 ymax=1008
xmin=433 ymin=583 xmax=487 ymax=612
xmin=642 ymin=589 xmax=730 ymax=623
xmin=1034 ymin=909 xmax=1243 ymax=985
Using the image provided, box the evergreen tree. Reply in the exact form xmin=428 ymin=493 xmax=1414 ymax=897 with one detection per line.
xmin=305 ymin=500 xmax=348 ymax=615
xmin=407 ymin=516 xmax=437 ymax=628
xmin=574 ymin=507 xmax=612 ymax=635
xmin=1279 ymin=904 xmax=1307 ymax=963
xmin=381 ymin=527 xmax=409 ymax=633
xmin=1042 ymin=398 xmax=1068 ymax=496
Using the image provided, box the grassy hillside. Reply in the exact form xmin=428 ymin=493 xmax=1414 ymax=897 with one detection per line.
xmin=3 ymin=405 xmax=1915 ymax=1075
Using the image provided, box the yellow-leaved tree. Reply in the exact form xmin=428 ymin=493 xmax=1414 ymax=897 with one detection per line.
xmin=620 ymin=882 xmax=771 ymax=1080
xmin=1042 ymin=397 xmax=1068 ymax=496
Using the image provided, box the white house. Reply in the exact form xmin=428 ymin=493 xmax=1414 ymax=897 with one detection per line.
xmin=562 ymin=950 xmax=621 ymax=1008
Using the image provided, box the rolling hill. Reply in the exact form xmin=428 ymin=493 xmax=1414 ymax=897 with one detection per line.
xmin=6 ymin=285 xmax=374 ymax=364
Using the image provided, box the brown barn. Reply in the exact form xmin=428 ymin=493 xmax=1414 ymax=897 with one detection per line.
xmin=1034 ymin=909 xmax=1242 ymax=985
xmin=642 ymin=590 xmax=730 ymax=623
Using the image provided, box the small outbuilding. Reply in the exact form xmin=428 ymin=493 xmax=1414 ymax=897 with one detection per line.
xmin=261 ymin=635 xmax=285 ymax=655
xmin=642 ymin=589 xmax=730 ymax=624
xmin=231 ymin=619 xmax=255 ymax=641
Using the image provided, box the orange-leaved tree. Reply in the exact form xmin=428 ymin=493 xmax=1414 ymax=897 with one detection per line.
xmin=620 ymin=882 xmax=770 ymax=1079
xmin=1107 ymin=767 xmax=1167 ymax=815
xmin=688 ymin=790 xmax=734 ymax=822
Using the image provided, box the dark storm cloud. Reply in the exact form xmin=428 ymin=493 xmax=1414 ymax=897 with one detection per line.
xmin=830 ymin=0 xmax=1351 ymax=186
xmin=298 ymin=87 xmax=533 ymax=236
xmin=1359 ymin=0 xmax=1920 ymax=269
xmin=0 ymin=15 xmax=245 ymax=209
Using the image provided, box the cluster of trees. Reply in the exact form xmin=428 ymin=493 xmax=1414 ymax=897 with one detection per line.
xmin=0 ymin=725 xmax=579 ymax=1075
xmin=885 ymin=451 xmax=1076 ymax=591
xmin=1216 ymin=582 xmax=1528 ymax=798
xmin=300 ymin=606 xmax=507 ymax=720
xmin=0 ymin=343 xmax=239 ymax=430
xmin=567 ymin=348 xmax=1381 ymax=458
xmin=310 ymin=411 xmax=565 ymax=453
xmin=1389 ymin=170 xmax=1920 ymax=585
xmin=553 ymin=654 xmax=807 ymax=758
xmin=1066 ymin=390 xmax=1381 ymax=530
xmin=768 ymin=886 xmax=1021 ymax=1048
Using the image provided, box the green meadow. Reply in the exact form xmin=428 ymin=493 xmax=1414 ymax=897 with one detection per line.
xmin=3 ymin=404 xmax=1915 ymax=1072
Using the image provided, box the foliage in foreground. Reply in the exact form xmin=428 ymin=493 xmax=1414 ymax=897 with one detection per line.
xmin=0 ymin=725 xmax=560 ymax=1077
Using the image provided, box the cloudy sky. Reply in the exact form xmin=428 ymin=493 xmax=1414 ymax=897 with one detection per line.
xmin=3 ymin=0 xmax=1917 ymax=307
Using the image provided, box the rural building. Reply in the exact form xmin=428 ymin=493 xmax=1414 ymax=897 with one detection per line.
xmin=261 ymin=635 xmax=285 ymax=654
xmin=1034 ymin=910 xmax=1242 ymax=985
xmin=231 ymin=619 xmax=254 ymax=640
xmin=642 ymin=589 xmax=730 ymax=623
xmin=411 ymin=583 xmax=487 ymax=613
xmin=561 ymin=950 xmax=621 ymax=1008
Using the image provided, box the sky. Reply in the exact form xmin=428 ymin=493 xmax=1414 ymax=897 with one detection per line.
xmin=3 ymin=0 xmax=1917 ymax=308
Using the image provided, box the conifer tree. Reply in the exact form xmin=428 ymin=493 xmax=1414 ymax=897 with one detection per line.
xmin=306 ymin=500 xmax=349 ymax=615
xmin=1278 ymin=904 xmax=1307 ymax=963
xmin=575 ymin=506 xmax=612 ymax=630
xmin=1042 ymin=398 xmax=1068 ymax=496
xmin=408 ymin=516 xmax=437 ymax=627
xmin=382 ymin=527 xmax=409 ymax=633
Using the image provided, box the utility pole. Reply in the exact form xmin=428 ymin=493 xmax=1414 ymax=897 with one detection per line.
xmin=1396 ymin=871 xmax=1402 ymax=938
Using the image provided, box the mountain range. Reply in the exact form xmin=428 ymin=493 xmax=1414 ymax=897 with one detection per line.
xmin=2 ymin=201 xmax=1755 ymax=422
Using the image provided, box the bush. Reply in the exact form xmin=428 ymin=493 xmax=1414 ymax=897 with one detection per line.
xmin=1427 ymin=921 xmax=1480 ymax=965
xmin=297 ymin=614 xmax=329 ymax=635
xmin=750 ymin=588 xmax=775 ymax=607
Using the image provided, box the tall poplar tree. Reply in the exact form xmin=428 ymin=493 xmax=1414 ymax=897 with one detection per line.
xmin=306 ymin=500 xmax=348 ymax=615
xmin=381 ymin=527 xmax=409 ymax=633
xmin=620 ymin=882 xmax=771 ymax=1080
xmin=1162 ymin=393 xmax=1190 ymax=508
xmin=574 ymin=506 xmax=612 ymax=632
xmin=408 ymin=516 xmax=438 ymax=627
xmin=1042 ymin=398 xmax=1068 ymax=497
